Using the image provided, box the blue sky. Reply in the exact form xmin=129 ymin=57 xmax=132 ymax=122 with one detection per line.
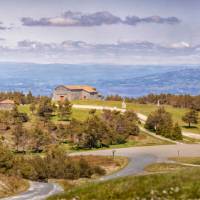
xmin=0 ymin=0 xmax=199 ymax=64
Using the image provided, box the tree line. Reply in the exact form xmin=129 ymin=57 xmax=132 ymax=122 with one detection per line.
xmin=106 ymin=94 xmax=200 ymax=111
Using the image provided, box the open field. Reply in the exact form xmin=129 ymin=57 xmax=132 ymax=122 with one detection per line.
xmin=48 ymin=168 xmax=200 ymax=200
xmin=0 ymin=174 xmax=29 ymax=198
xmin=72 ymin=99 xmax=200 ymax=134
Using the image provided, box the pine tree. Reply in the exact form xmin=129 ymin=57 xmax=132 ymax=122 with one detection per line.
xmin=172 ymin=123 xmax=182 ymax=140
xmin=57 ymin=99 xmax=72 ymax=121
xmin=182 ymin=110 xmax=198 ymax=127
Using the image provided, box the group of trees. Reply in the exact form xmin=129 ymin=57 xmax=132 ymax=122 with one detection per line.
xmin=0 ymin=143 xmax=105 ymax=181
xmin=65 ymin=110 xmax=140 ymax=149
xmin=145 ymin=107 xmax=182 ymax=140
xmin=106 ymin=94 xmax=200 ymax=111
xmin=0 ymin=91 xmax=37 ymax=105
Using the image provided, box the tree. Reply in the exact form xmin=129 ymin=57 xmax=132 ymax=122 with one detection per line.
xmin=78 ymin=116 xmax=111 ymax=149
xmin=145 ymin=107 xmax=176 ymax=139
xmin=26 ymin=91 xmax=34 ymax=104
xmin=12 ymin=122 xmax=27 ymax=152
xmin=182 ymin=110 xmax=199 ymax=127
xmin=57 ymin=99 xmax=72 ymax=121
xmin=172 ymin=123 xmax=182 ymax=140
xmin=37 ymin=97 xmax=54 ymax=122
xmin=30 ymin=102 xmax=36 ymax=114
xmin=0 ymin=143 xmax=14 ymax=174
xmin=11 ymin=105 xmax=29 ymax=123
xmin=30 ymin=127 xmax=52 ymax=152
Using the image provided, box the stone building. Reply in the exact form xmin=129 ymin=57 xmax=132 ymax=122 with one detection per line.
xmin=0 ymin=99 xmax=15 ymax=110
xmin=52 ymin=85 xmax=102 ymax=101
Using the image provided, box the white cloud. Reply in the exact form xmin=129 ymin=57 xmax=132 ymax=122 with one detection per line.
xmin=0 ymin=40 xmax=199 ymax=64
xmin=171 ymin=41 xmax=190 ymax=48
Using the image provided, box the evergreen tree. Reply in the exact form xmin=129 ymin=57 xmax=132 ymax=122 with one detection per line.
xmin=182 ymin=110 xmax=199 ymax=127
xmin=26 ymin=91 xmax=34 ymax=104
xmin=172 ymin=123 xmax=182 ymax=140
xmin=37 ymin=97 xmax=54 ymax=122
xmin=57 ymin=99 xmax=72 ymax=121
xmin=0 ymin=143 xmax=14 ymax=174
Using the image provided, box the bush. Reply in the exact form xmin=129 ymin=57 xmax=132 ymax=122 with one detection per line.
xmin=13 ymin=146 xmax=105 ymax=181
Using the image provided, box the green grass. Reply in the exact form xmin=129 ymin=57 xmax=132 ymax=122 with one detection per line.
xmin=18 ymin=104 xmax=31 ymax=114
xmin=170 ymin=157 xmax=200 ymax=165
xmin=48 ymin=168 xmax=200 ymax=200
xmin=60 ymin=131 xmax=170 ymax=153
xmin=19 ymin=100 xmax=200 ymax=133
xmin=73 ymin=99 xmax=200 ymax=134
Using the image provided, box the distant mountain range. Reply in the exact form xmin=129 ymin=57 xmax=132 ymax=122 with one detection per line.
xmin=0 ymin=63 xmax=199 ymax=97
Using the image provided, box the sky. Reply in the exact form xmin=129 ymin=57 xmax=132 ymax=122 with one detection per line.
xmin=0 ymin=0 xmax=200 ymax=64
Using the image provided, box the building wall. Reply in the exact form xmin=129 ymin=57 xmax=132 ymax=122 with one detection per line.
xmin=0 ymin=103 xmax=14 ymax=110
xmin=52 ymin=86 xmax=102 ymax=101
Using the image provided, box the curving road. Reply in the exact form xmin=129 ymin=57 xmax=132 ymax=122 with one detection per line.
xmin=71 ymin=143 xmax=200 ymax=180
xmin=2 ymin=104 xmax=200 ymax=200
xmin=2 ymin=143 xmax=200 ymax=200
xmin=1 ymin=182 xmax=63 ymax=200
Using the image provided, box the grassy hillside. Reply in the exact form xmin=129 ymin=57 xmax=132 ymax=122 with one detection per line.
xmin=48 ymin=168 xmax=200 ymax=200
xmin=72 ymin=99 xmax=200 ymax=134
xmin=0 ymin=174 xmax=29 ymax=198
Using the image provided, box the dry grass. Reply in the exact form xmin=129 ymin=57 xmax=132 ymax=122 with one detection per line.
xmin=170 ymin=157 xmax=200 ymax=165
xmin=144 ymin=163 xmax=190 ymax=173
xmin=0 ymin=174 xmax=29 ymax=198
xmin=71 ymin=155 xmax=128 ymax=175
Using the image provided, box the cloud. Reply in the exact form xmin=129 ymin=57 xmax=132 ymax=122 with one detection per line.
xmin=124 ymin=16 xmax=180 ymax=25
xmin=0 ymin=40 xmax=198 ymax=64
xmin=0 ymin=22 xmax=12 ymax=30
xmin=170 ymin=41 xmax=190 ymax=48
xmin=21 ymin=11 xmax=180 ymax=27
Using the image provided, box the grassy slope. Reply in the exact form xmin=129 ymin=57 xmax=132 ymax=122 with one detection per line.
xmin=0 ymin=174 xmax=29 ymax=198
xmin=48 ymin=168 xmax=200 ymax=200
xmin=73 ymin=99 xmax=200 ymax=134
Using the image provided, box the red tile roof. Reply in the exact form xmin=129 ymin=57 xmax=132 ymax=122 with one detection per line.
xmin=64 ymin=85 xmax=97 ymax=93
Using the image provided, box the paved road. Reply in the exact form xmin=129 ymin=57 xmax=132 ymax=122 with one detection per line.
xmin=1 ymin=182 xmax=63 ymax=200
xmin=2 ymin=104 xmax=200 ymax=200
xmin=2 ymin=144 xmax=200 ymax=200
xmin=71 ymin=143 xmax=200 ymax=180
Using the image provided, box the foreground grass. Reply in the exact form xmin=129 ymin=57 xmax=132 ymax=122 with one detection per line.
xmin=170 ymin=157 xmax=200 ymax=165
xmin=48 ymin=168 xmax=200 ymax=200
xmin=0 ymin=174 xmax=29 ymax=198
